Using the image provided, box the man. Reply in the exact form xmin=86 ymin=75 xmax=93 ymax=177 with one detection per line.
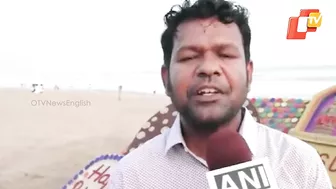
xmin=109 ymin=0 xmax=332 ymax=188
xmin=118 ymin=85 xmax=122 ymax=101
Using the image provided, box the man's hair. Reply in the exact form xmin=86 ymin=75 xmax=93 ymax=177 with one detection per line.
xmin=161 ymin=0 xmax=251 ymax=68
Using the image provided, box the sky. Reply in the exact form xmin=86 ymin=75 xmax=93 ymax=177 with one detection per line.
xmin=0 ymin=0 xmax=335 ymax=98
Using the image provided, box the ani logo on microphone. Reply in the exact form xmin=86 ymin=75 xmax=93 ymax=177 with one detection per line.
xmin=286 ymin=9 xmax=322 ymax=40
xmin=206 ymin=158 xmax=278 ymax=189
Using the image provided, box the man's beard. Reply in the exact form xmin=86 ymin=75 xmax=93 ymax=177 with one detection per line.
xmin=176 ymin=101 xmax=240 ymax=134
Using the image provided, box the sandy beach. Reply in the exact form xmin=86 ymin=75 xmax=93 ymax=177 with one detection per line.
xmin=0 ymin=89 xmax=171 ymax=189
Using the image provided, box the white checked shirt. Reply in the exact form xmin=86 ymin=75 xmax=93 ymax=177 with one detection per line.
xmin=109 ymin=110 xmax=332 ymax=189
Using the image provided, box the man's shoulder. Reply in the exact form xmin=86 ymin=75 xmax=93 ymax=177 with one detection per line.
xmin=257 ymin=123 xmax=318 ymax=157
xmin=117 ymin=131 xmax=168 ymax=168
xmin=109 ymin=133 xmax=171 ymax=188
xmin=257 ymin=124 xmax=332 ymax=187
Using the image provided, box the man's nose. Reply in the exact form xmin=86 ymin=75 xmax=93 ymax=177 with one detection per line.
xmin=196 ymin=55 xmax=222 ymax=78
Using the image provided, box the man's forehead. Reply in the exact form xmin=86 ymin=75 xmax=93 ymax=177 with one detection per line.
xmin=179 ymin=17 xmax=218 ymax=29
xmin=174 ymin=18 xmax=243 ymax=47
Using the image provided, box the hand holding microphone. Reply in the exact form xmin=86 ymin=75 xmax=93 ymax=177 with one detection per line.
xmin=205 ymin=127 xmax=278 ymax=189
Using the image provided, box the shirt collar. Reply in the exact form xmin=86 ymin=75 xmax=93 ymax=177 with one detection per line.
xmin=164 ymin=113 xmax=185 ymax=154
xmin=164 ymin=108 xmax=258 ymax=157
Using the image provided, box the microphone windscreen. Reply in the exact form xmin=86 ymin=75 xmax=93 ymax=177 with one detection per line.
xmin=206 ymin=127 xmax=252 ymax=171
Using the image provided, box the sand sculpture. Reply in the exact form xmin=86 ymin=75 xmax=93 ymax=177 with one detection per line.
xmin=62 ymin=153 xmax=123 ymax=189
xmin=289 ymin=85 xmax=336 ymax=187
xmin=63 ymin=85 xmax=336 ymax=189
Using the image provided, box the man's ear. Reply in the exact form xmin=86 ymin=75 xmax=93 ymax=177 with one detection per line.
xmin=246 ymin=60 xmax=253 ymax=92
xmin=161 ymin=65 xmax=171 ymax=96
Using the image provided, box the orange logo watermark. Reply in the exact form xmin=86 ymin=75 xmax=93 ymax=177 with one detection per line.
xmin=286 ymin=9 xmax=322 ymax=39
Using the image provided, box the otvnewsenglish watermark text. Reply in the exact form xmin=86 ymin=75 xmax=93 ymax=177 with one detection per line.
xmin=31 ymin=100 xmax=91 ymax=108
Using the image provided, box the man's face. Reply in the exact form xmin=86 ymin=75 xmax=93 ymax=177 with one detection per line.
xmin=161 ymin=18 xmax=253 ymax=132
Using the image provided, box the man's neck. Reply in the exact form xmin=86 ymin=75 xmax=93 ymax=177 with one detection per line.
xmin=182 ymin=109 xmax=243 ymax=160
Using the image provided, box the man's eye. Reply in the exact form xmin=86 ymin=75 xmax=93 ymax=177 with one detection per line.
xmin=219 ymin=54 xmax=232 ymax=58
xmin=179 ymin=57 xmax=195 ymax=62
xmin=219 ymin=54 xmax=231 ymax=58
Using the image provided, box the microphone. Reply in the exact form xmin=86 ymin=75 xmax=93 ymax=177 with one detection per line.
xmin=205 ymin=127 xmax=278 ymax=189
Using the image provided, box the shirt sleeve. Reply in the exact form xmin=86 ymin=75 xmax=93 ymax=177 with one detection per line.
xmin=307 ymin=149 xmax=333 ymax=189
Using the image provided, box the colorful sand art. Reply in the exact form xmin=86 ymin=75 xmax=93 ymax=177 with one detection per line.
xmin=250 ymin=98 xmax=309 ymax=133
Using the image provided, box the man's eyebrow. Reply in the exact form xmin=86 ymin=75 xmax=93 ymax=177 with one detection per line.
xmin=214 ymin=43 xmax=240 ymax=51
xmin=175 ymin=45 xmax=202 ymax=54
xmin=175 ymin=43 xmax=240 ymax=54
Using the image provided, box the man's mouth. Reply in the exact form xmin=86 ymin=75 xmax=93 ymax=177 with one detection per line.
xmin=196 ymin=88 xmax=220 ymax=96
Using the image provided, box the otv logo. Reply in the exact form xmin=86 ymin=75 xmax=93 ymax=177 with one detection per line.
xmin=286 ymin=9 xmax=322 ymax=40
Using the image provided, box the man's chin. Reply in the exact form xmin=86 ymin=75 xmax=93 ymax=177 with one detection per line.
xmin=186 ymin=110 xmax=236 ymax=132
xmin=176 ymin=105 xmax=236 ymax=133
xmin=190 ymin=119 xmax=222 ymax=133
xmin=187 ymin=115 xmax=225 ymax=132
xmin=192 ymin=111 xmax=226 ymax=123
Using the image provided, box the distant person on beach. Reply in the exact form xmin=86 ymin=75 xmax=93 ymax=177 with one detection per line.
xmin=118 ymin=85 xmax=122 ymax=101
xmin=31 ymin=84 xmax=44 ymax=94
xmin=109 ymin=0 xmax=332 ymax=188
xmin=31 ymin=84 xmax=37 ymax=93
